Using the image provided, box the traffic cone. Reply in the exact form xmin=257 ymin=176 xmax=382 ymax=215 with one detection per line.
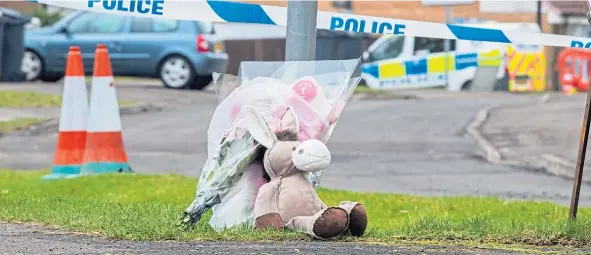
xmin=43 ymin=46 xmax=89 ymax=180
xmin=80 ymin=44 xmax=132 ymax=174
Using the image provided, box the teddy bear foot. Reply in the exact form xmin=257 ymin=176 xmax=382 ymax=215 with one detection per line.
xmin=348 ymin=204 xmax=368 ymax=237
xmin=312 ymin=208 xmax=348 ymax=239
xmin=255 ymin=213 xmax=284 ymax=231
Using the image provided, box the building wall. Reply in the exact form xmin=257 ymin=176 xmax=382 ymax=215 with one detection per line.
xmin=0 ymin=2 xmax=39 ymax=15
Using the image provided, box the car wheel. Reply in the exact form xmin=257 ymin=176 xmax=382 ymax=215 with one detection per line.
xmin=40 ymin=72 xmax=64 ymax=82
xmin=21 ymin=50 xmax=42 ymax=81
xmin=159 ymin=55 xmax=195 ymax=89
xmin=189 ymin=75 xmax=213 ymax=90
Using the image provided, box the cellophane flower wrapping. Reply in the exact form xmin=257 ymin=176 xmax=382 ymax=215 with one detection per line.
xmin=182 ymin=59 xmax=361 ymax=231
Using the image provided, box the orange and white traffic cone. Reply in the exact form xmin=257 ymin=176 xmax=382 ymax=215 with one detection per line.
xmin=80 ymin=44 xmax=132 ymax=174
xmin=43 ymin=46 xmax=89 ymax=180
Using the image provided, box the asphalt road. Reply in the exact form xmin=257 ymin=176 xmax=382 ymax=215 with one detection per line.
xmin=2 ymin=83 xmax=590 ymax=206
xmin=0 ymin=222 xmax=542 ymax=255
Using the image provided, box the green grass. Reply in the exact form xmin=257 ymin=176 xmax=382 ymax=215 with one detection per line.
xmin=353 ymin=85 xmax=392 ymax=95
xmin=0 ymin=90 xmax=136 ymax=107
xmin=0 ymin=91 xmax=61 ymax=107
xmin=0 ymin=170 xmax=590 ymax=247
xmin=0 ymin=118 xmax=41 ymax=133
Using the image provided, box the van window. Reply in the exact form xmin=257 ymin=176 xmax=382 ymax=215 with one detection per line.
xmin=413 ymin=37 xmax=455 ymax=55
xmin=370 ymin=36 xmax=405 ymax=62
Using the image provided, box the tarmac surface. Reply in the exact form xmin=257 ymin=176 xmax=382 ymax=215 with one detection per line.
xmin=482 ymin=93 xmax=591 ymax=183
xmin=0 ymin=222 xmax=552 ymax=255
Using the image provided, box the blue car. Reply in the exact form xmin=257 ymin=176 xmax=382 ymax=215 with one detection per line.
xmin=22 ymin=10 xmax=228 ymax=90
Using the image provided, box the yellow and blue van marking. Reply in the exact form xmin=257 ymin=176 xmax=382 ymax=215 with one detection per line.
xmin=362 ymin=50 xmax=501 ymax=87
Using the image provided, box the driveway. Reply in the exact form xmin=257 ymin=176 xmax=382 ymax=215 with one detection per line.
xmin=1 ymin=82 xmax=590 ymax=206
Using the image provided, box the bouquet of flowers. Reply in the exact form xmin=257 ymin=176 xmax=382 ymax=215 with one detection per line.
xmin=180 ymin=59 xmax=361 ymax=231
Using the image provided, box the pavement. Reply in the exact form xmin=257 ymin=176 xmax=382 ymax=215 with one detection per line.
xmin=2 ymin=82 xmax=591 ymax=254
xmin=481 ymin=93 xmax=591 ymax=183
xmin=2 ymin=222 xmax=546 ymax=255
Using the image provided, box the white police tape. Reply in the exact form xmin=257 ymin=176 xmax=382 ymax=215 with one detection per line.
xmin=31 ymin=0 xmax=591 ymax=49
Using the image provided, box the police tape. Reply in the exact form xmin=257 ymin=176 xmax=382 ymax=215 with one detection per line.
xmin=32 ymin=0 xmax=591 ymax=49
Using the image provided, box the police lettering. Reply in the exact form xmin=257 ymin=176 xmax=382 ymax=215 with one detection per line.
xmin=329 ymin=17 xmax=405 ymax=35
xmin=87 ymin=0 xmax=164 ymax=15
xmin=571 ymin=40 xmax=591 ymax=49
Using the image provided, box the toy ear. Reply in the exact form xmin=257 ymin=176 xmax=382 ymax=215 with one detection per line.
xmin=279 ymin=107 xmax=299 ymax=135
xmin=244 ymin=106 xmax=277 ymax=148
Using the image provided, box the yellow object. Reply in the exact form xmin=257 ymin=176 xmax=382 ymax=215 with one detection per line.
xmin=507 ymin=46 xmax=547 ymax=92
xmin=428 ymin=55 xmax=455 ymax=73
xmin=379 ymin=62 xmax=405 ymax=78
xmin=478 ymin=49 xmax=502 ymax=67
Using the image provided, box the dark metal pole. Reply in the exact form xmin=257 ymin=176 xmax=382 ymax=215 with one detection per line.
xmin=570 ymin=90 xmax=591 ymax=220
xmin=569 ymin=1 xmax=591 ymax=220
xmin=285 ymin=0 xmax=318 ymax=61
xmin=536 ymin=0 xmax=542 ymax=32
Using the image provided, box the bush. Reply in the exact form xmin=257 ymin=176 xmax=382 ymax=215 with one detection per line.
xmin=32 ymin=6 xmax=63 ymax=27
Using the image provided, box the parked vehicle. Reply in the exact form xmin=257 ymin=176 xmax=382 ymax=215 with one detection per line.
xmin=361 ymin=22 xmax=546 ymax=93
xmin=556 ymin=48 xmax=591 ymax=93
xmin=22 ymin=10 xmax=228 ymax=90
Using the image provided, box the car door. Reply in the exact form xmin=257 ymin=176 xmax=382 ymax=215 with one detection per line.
xmin=47 ymin=12 xmax=127 ymax=75
xmin=118 ymin=17 xmax=182 ymax=76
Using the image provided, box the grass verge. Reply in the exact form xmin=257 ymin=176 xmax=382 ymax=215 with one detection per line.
xmin=0 ymin=91 xmax=61 ymax=107
xmin=0 ymin=118 xmax=41 ymax=133
xmin=0 ymin=169 xmax=590 ymax=247
xmin=353 ymin=85 xmax=391 ymax=95
xmin=0 ymin=90 xmax=136 ymax=107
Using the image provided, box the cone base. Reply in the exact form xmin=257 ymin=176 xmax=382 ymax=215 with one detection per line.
xmin=81 ymin=162 xmax=132 ymax=174
xmin=42 ymin=173 xmax=82 ymax=180
xmin=42 ymin=165 xmax=82 ymax=180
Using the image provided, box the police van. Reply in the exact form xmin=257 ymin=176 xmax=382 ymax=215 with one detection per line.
xmin=360 ymin=22 xmax=546 ymax=92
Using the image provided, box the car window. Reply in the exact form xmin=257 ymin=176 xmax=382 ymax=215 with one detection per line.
xmin=196 ymin=21 xmax=214 ymax=34
xmin=68 ymin=12 xmax=125 ymax=33
xmin=130 ymin=17 xmax=179 ymax=33
xmin=130 ymin=17 xmax=152 ymax=33
xmin=153 ymin=18 xmax=179 ymax=32
xmin=370 ymin=36 xmax=405 ymax=62
xmin=66 ymin=12 xmax=99 ymax=33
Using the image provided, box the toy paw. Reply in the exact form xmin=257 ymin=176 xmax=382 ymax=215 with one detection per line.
xmin=255 ymin=213 xmax=284 ymax=231
xmin=312 ymin=208 xmax=348 ymax=239
xmin=348 ymin=204 xmax=368 ymax=237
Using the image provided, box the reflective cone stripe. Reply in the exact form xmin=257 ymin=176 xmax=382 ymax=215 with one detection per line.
xmin=81 ymin=44 xmax=131 ymax=173
xmin=45 ymin=46 xmax=89 ymax=180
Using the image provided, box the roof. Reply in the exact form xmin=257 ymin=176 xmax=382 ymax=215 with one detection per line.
xmin=546 ymin=0 xmax=587 ymax=16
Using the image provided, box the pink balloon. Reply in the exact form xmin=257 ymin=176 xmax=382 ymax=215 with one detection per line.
xmin=292 ymin=78 xmax=318 ymax=102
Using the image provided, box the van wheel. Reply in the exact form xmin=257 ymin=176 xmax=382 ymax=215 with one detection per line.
xmin=461 ymin=81 xmax=472 ymax=91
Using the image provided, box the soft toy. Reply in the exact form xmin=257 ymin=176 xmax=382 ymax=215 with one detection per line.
xmin=243 ymin=105 xmax=368 ymax=239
